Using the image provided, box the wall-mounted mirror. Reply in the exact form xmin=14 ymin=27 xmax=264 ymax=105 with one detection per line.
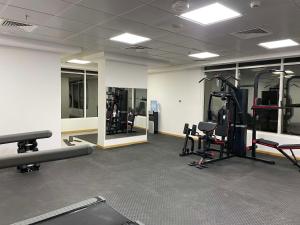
xmin=61 ymin=71 xmax=84 ymax=118
xmin=106 ymin=87 xmax=147 ymax=139
xmin=61 ymin=68 xmax=98 ymax=119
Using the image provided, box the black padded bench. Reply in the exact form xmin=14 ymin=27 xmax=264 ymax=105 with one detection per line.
xmin=0 ymin=145 xmax=94 ymax=170
xmin=256 ymin=139 xmax=279 ymax=148
xmin=255 ymin=138 xmax=300 ymax=171
xmin=0 ymin=130 xmax=52 ymax=172
xmin=0 ymin=130 xmax=52 ymax=145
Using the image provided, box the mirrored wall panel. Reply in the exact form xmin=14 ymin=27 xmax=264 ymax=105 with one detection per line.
xmin=61 ymin=68 xmax=98 ymax=119
xmin=61 ymin=71 xmax=84 ymax=118
xmin=86 ymin=72 xmax=98 ymax=117
xmin=106 ymin=87 xmax=147 ymax=139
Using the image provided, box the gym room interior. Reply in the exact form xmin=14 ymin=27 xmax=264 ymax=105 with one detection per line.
xmin=0 ymin=0 xmax=300 ymax=224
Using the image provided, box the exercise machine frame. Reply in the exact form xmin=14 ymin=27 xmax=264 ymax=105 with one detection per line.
xmin=181 ymin=74 xmax=275 ymax=169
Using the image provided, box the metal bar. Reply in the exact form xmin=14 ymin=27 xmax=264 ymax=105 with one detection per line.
xmin=243 ymin=156 xmax=275 ymax=164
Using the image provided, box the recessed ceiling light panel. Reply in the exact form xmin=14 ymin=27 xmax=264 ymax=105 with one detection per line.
xmin=259 ymin=39 xmax=299 ymax=49
xmin=189 ymin=52 xmax=220 ymax=59
xmin=180 ymin=3 xmax=242 ymax=25
xmin=67 ymin=59 xmax=91 ymax=65
xmin=110 ymin=33 xmax=151 ymax=45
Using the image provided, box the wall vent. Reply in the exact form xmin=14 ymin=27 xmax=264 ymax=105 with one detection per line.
xmin=231 ymin=27 xmax=271 ymax=39
xmin=0 ymin=18 xmax=37 ymax=32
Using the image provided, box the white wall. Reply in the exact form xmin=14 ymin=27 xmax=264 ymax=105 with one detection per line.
xmin=61 ymin=118 xmax=98 ymax=132
xmin=0 ymin=46 xmax=61 ymax=153
xmin=134 ymin=116 xmax=147 ymax=129
xmin=148 ymin=68 xmax=205 ymax=135
xmin=105 ymin=60 xmax=147 ymax=89
xmin=98 ymin=59 xmax=148 ymax=147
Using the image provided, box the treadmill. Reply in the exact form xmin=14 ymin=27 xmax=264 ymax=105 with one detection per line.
xmin=12 ymin=196 xmax=143 ymax=225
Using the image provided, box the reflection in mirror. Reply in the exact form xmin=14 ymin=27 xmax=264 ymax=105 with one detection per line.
xmin=134 ymin=88 xmax=147 ymax=116
xmin=86 ymin=72 xmax=98 ymax=117
xmin=106 ymin=87 xmax=147 ymax=139
xmin=239 ymin=66 xmax=280 ymax=132
xmin=283 ymin=64 xmax=300 ymax=135
xmin=61 ymin=71 xmax=84 ymax=118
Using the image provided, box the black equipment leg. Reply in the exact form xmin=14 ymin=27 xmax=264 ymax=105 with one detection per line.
xmin=17 ymin=139 xmax=40 ymax=173
xmin=180 ymin=132 xmax=190 ymax=156
xmin=202 ymin=155 xmax=235 ymax=165
xmin=277 ymin=148 xmax=300 ymax=171
xmin=243 ymin=156 xmax=275 ymax=164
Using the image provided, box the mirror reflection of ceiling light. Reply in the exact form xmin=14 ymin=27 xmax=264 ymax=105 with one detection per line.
xmin=67 ymin=59 xmax=91 ymax=65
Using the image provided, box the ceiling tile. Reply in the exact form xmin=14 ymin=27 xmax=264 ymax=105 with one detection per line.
xmin=34 ymin=26 xmax=73 ymax=38
xmin=8 ymin=0 xmax=71 ymax=15
xmin=46 ymin=17 xmax=88 ymax=33
xmin=0 ymin=3 xmax=4 ymax=11
xmin=179 ymin=39 xmax=225 ymax=52
xmin=84 ymin=26 xmax=120 ymax=39
xmin=158 ymin=32 xmax=196 ymax=45
xmin=78 ymin=0 xmax=144 ymax=15
xmin=0 ymin=5 xmax=54 ymax=26
xmin=101 ymin=17 xmax=169 ymax=39
xmin=66 ymin=34 xmax=104 ymax=49
xmin=159 ymin=52 xmax=185 ymax=59
xmin=1 ymin=31 xmax=63 ymax=43
xmin=60 ymin=4 xmax=113 ymax=25
xmin=135 ymin=0 xmax=156 ymax=3
xmin=145 ymin=49 xmax=168 ymax=56
xmin=141 ymin=40 xmax=169 ymax=48
xmin=122 ymin=5 xmax=172 ymax=26
xmin=61 ymin=0 xmax=82 ymax=3
xmin=159 ymin=44 xmax=191 ymax=55
xmin=149 ymin=0 xmax=212 ymax=13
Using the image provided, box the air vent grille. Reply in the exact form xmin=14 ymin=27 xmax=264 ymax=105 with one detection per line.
xmin=0 ymin=18 xmax=37 ymax=32
xmin=126 ymin=45 xmax=152 ymax=50
xmin=231 ymin=27 xmax=271 ymax=39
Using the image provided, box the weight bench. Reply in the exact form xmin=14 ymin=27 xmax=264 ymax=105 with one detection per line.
xmin=0 ymin=130 xmax=52 ymax=172
xmin=0 ymin=145 xmax=94 ymax=170
xmin=255 ymin=138 xmax=300 ymax=171
xmin=188 ymin=122 xmax=229 ymax=169
xmin=0 ymin=130 xmax=52 ymax=145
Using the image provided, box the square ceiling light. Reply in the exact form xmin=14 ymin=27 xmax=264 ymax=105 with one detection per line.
xmin=110 ymin=33 xmax=151 ymax=45
xmin=259 ymin=39 xmax=299 ymax=49
xmin=180 ymin=2 xmax=241 ymax=25
xmin=189 ymin=52 xmax=220 ymax=59
xmin=67 ymin=59 xmax=91 ymax=64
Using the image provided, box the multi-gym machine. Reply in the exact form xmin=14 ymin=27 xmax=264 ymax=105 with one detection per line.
xmin=180 ymin=74 xmax=275 ymax=169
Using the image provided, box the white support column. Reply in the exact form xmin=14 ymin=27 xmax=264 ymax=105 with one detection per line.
xmin=84 ymin=70 xmax=87 ymax=118
xmin=97 ymin=59 xmax=107 ymax=147
xmin=235 ymin=63 xmax=239 ymax=87
xmin=277 ymin=59 xmax=284 ymax=134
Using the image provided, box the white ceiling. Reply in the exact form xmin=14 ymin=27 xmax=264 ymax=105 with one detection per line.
xmin=0 ymin=0 xmax=300 ymax=65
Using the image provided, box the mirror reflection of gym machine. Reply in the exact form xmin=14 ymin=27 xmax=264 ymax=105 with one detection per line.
xmin=180 ymin=74 xmax=274 ymax=169
xmin=283 ymin=76 xmax=300 ymax=135
xmin=106 ymin=87 xmax=135 ymax=135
